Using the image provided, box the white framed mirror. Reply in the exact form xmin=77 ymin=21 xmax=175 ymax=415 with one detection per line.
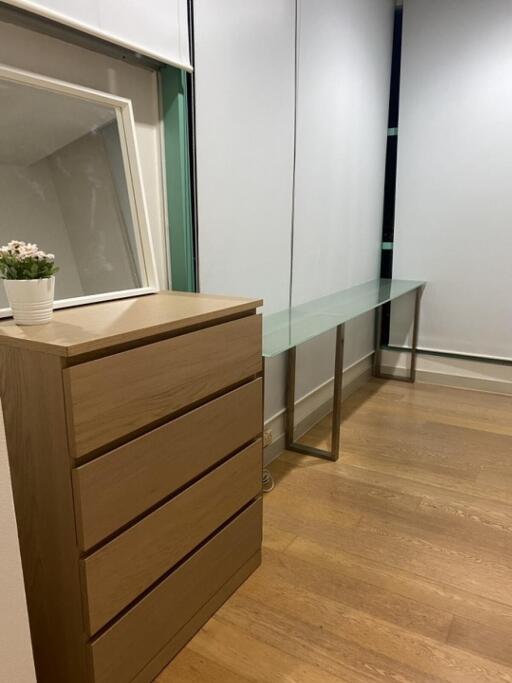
xmin=0 ymin=63 xmax=158 ymax=317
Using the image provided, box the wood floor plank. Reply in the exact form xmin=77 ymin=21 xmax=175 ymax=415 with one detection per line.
xmin=217 ymin=592 xmax=447 ymax=683
xmin=477 ymin=468 xmax=512 ymax=494
xmin=336 ymin=462 xmax=512 ymax=529
xmin=266 ymin=492 xmax=512 ymax=607
xmin=155 ymin=647 xmax=255 ymax=682
xmin=448 ymin=616 xmax=512 ymax=668
xmin=189 ymin=618 xmax=356 ymax=683
xmin=357 ymin=499 xmax=512 ymax=565
xmin=338 ymin=450 xmax=512 ymax=506
xmin=285 ymin=534 xmax=512 ymax=632
xmin=267 ymin=458 xmax=421 ymax=521
xmin=345 ymin=381 xmax=512 ymax=436
xmin=262 ymin=482 xmax=362 ymax=542
xmin=251 ymin=547 xmax=453 ymax=642
xmin=270 ymin=458 xmax=512 ymax=560
xmin=343 ymin=415 xmax=512 ymax=472
xmin=262 ymin=524 xmax=297 ymax=552
xmin=353 ymin=513 xmax=512 ymax=605
xmin=157 ymin=379 xmax=512 ymax=682
xmin=221 ymin=579 xmax=512 ymax=683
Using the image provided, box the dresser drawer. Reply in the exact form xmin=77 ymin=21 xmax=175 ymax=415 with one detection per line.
xmin=64 ymin=314 xmax=262 ymax=457
xmin=89 ymin=498 xmax=262 ymax=683
xmin=73 ymin=379 xmax=262 ymax=551
xmin=82 ymin=440 xmax=261 ymax=634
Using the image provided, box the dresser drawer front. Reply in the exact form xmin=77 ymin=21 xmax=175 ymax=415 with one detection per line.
xmin=64 ymin=314 xmax=262 ymax=457
xmin=73 ymin=379 xmax=262 ymax=551
xmin=83 ymin=440 xmax=261 ymax=634
xmin=89 ymin=499 xmax=261 ymax=683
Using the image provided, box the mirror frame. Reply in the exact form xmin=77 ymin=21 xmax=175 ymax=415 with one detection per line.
xmin=0 ymin=62 xmax=158 ymax=317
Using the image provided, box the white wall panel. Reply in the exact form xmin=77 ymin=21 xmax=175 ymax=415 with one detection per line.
xmin=194 ymin=0 xmax=295 ymax=317
xmin=292 ymin=0 xmax=394 ymax=308
xmin=194 ymin=0 xmax=393 ymax=418
xmin=292 ymin=0 xmax=394 ymax=396
xmin=3 ymin=0 xmax=191 ymax=69
xmin=393 ymin=0 xmax=512 ymax=360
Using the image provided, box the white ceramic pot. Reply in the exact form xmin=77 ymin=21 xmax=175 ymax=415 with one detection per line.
xmin=3 ymin=277 xmax=55 ymax=325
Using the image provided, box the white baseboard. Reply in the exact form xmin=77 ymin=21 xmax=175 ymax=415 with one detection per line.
xmin=263 ymin=354 xmax=373 ymax=466
xmin=381 ymin=349 xmax=512 ymax=396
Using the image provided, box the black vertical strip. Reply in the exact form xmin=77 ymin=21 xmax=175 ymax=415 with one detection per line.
xmin=187 ymin=0 xmax=200 ymax=291
xmin=380 ymin=6 xmax=403 ymax=345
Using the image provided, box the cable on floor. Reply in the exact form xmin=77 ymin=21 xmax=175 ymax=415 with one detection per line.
xmin=262 ymin=468 xmax=275 ymax=493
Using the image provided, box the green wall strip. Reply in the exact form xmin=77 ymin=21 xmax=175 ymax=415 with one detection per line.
xmin=161 ymin=66 xmax=196 ymax=292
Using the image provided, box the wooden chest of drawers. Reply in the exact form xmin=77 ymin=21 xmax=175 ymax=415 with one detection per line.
xmin=0 ymin=291 xmax=263 ymax=683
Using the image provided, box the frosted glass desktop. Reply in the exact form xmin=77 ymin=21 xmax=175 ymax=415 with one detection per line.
xmin=263 ymin=279 xmax=424 ymax=358
xmin=262 ymin=279 xmax=425 ymax=461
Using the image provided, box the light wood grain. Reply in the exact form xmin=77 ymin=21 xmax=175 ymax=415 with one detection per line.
xmin=90 ymin=499 xmax=262 ymax=683
xmin=218 ymin=575 xmax=512 ymax=683
xmin=0 ymin=290 xmax=262 ymax=357
xmin=1 ymin=295 xmax=263 ymax=682
xmin=255 ymin=546 xmax=452 ymax=642
xmin=157 ymin=378 xmax=512 ymax=683
xmin=65 ymin=314 xmax=262 ymax=457
xmin=448 ymin=616 xmax=512 ymax=668
xmin=0 ymin=347 xmax=88 ymax=683
xmin=156 ymin=648 xmax=256 ymax=683
xmin=83 ymin=440 xmax=262 ymax=634
xmin=132 ymin=553 xmax=261 ymax=683
xmin=182 ymin=619 xmax=356 ymax=683
xmin=73 ymin=379 xmax=262 ymax=550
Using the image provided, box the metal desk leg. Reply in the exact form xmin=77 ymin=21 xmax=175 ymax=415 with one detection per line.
xmin=374 ymin=286 xmax=423 ymax=383
xmin=373 ymin=305 xmax=383 ymax=378
xmin=262 ymin=356 xmax=276 ymax=492
xmin=285 ymin=323 xmax=345 ymax=461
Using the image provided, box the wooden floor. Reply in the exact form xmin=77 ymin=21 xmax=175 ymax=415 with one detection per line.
xmin=157 ymin=379 xmax=512 ymax=682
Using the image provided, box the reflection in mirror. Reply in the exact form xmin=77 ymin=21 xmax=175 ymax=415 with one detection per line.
xmin=0 ymin=68 xmax=156 ymax=315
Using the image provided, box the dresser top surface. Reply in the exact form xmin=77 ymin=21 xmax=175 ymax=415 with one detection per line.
xmin=0 ymin=291 xmax=262 ymax=357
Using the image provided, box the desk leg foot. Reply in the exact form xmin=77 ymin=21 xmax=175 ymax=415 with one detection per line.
xmin=285 ymin=324 xmax=345 ymax=462
xmin=373 ymin=287 xmax=423 ymax=383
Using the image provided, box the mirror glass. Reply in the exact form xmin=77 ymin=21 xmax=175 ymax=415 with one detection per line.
xmin=0 ymin=76 xmax=149 ymax=312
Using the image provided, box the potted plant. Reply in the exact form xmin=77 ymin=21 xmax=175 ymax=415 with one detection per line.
xmin=0 ymin=240 xmax=59 ymax=325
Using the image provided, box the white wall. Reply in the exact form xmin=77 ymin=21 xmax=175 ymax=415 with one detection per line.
xmin=194 ymin=0 xmax=295 ymax=315
xmin=292 ymin=0 xmax=394 ymax=307
xmin=393 ymin=0 xmax=512 ymax=361
xmin=291 ymin=0 xmax=394 ymax=402
xmin=194 ymin=0 xmax=394 ymax=422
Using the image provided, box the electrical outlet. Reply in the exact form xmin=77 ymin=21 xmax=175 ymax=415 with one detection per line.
xmin=263 ymin=429 xmax=273 ymax=447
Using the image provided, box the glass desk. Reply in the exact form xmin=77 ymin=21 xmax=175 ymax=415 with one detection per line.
xmin=263 ymin=279 xmax=426 ymax=461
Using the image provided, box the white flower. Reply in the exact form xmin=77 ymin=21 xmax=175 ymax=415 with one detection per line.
xmin=0 ymin=240 xmax=55 ymax=262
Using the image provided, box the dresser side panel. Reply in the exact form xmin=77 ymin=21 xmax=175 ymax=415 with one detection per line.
xmin=0 ymin=346 xmax=89 ymax=683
